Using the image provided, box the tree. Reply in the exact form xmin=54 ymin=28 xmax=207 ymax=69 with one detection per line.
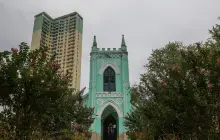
xmin=125 ymin=19 xmax=220 ymax=139
xmin=0 ymin=43 xmax=94 ymax=139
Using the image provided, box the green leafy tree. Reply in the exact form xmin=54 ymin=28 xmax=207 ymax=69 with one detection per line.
xmin=125 ymin=19 xmax=220 ymax=139
xmin=0 ymin=43 xmax=94 ymax=139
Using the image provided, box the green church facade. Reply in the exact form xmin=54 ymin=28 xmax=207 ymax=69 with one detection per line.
xmin=83 ymin=35 xmax=131 ymax=140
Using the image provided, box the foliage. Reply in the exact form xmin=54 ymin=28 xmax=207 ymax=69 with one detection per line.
xmin=0 ymin=43 xmax=94 ymax=139
xmin=125 ymin=18 xmax=220 ymax=139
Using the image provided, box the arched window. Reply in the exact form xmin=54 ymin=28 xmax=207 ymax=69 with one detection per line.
xmin=103 ymin=67 xmax=116 ymax=92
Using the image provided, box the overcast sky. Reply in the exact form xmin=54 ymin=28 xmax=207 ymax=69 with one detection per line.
xmin=0 ymin=0 xmax=220 ymax=92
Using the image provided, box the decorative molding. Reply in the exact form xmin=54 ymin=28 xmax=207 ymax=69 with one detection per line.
xmin=96 ymin=99 xmax=104 ymax=105
xmin=96 ymin=100 xmax=123 ymax=118
xmin=115 ymin=98 xmax=123 ymax=104
xmin=97 ymin=53 xmax=122 ymax=59
xmin=99 ymin=63 xmax=120 ymax=75
xmin=100 ymin=60 xmax=119 ymax=68
xmin=122 ymin=54 xmax=128 ymax=60
xmin=96 ymin=92 xmax=123 ymax=98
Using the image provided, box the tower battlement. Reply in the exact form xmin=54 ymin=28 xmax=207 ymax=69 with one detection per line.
xmin=93 ymin=47 xmax=123 ymax=52
xmin=91 ymin=35 xmax=127 ymax=52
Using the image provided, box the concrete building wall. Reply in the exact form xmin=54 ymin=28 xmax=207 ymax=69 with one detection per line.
xmin=30 ymin=12 xmax=83 ymax=91
xmin=31 ymin=30 xmax=42 ymax=50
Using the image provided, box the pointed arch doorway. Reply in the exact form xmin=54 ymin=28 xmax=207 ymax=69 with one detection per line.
xmin=101 ymin=105 xmax=118 ymax=140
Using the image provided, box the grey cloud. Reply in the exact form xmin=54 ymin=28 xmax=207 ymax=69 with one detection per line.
xmin=0 ymin=0 xmax=220 ymax=93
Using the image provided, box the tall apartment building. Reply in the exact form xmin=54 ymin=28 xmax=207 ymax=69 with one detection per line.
xmin=31 ymin=12 xmax=83 ymax=91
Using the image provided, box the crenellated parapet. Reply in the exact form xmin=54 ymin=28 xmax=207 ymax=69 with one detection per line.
xmin=91 ymin=35 xmax=127 ymax=53
xmin=92 ymin=47 xmax=124 ymax=52
xmin=90 ymin=35 xmax=128 ymax=61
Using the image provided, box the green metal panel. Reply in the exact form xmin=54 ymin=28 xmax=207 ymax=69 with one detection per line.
xmin=75 ymin=16 xmax=83 ymax=34
xmin=33 ymin=15 xmax=43 ymax=32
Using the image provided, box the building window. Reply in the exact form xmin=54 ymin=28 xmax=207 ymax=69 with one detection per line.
xmin=103 ymin=67 xmax=116 ymax=92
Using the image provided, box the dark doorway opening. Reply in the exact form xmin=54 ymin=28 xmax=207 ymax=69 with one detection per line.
xmin=103 ymin=115 xmax=117 ymax=140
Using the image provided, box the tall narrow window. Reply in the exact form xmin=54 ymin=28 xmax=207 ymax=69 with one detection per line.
xmin=103 ymin=67 xmax=116 ymax=92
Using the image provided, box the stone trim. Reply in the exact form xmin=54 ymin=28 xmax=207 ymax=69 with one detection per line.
xmin=99 ymin=63 xmax=120 ymax=75
xmin=96 ymin=100 xmax=123 ymax=118
xmin=96 ymin=92 xmax=123 ymax=98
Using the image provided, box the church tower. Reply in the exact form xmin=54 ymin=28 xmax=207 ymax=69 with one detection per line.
xmin=83 ymin=35 xmax=131 ymax=140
